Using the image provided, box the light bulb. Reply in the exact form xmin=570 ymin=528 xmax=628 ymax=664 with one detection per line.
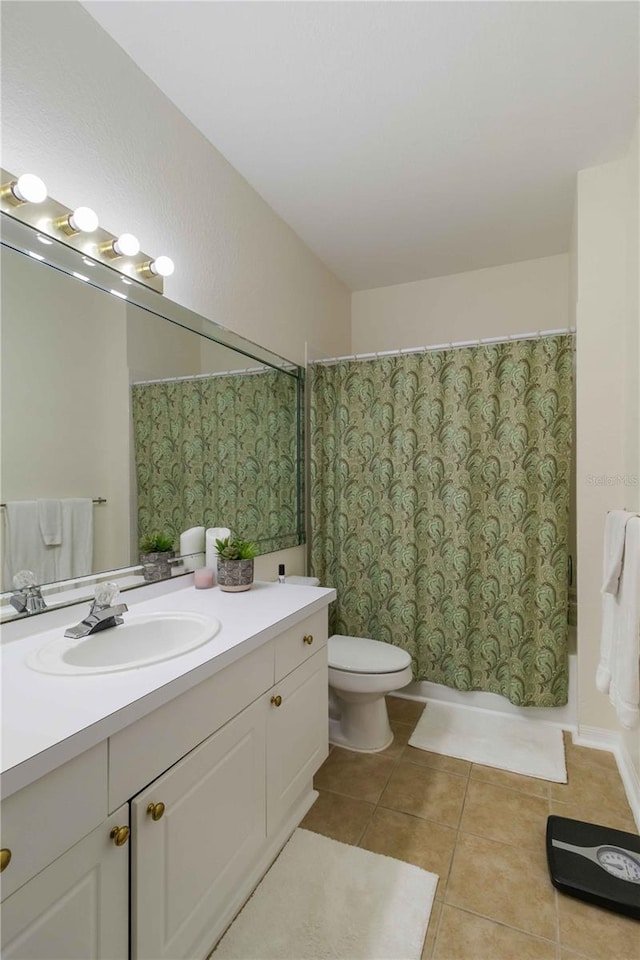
xmin=149 ymin=255 xmax=174 ymax=277
xmin=1 ymin=173 xmax=48 ymax=205
xmin=13 ymin=174 xmax=48 ymax=204
xmin=113 ymin=233 xmax=140 ymax=257
xmin=68 ymin=206 xmax=99 ymax=233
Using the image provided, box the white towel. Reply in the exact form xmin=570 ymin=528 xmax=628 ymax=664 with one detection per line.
xmin=38 ymin=499 xmax=63 ymax=546
xmin=597 ymin=516 xmax=640 ymax=728
xmin=2 ymin=500 xmax=57 ymax=590
xmin=57 ymin=498 xmax=93 ymax=580
xmin=607 ymin=517 xmax=640 ymax=728
xmin=601 ymin=510 xmax=633 ymax=595
xmin=597 ymin=510 xmax=635 ymax=695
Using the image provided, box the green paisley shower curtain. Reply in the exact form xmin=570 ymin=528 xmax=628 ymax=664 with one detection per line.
xmin=132 ymin=369 xmax=298 ymax=552
xmin=310 ymin=336 xmax=573 ymax=707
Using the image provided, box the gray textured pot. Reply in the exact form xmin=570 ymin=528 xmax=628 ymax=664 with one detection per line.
xmin=140 ymin=550 xmax=174 ymax=582
xmin=217 ymin=558 xmax=254 ymax=592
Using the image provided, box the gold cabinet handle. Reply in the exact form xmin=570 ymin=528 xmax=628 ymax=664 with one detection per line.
xmin=110 ymin=825 xmax=130 ymax=847
xmin=0 ymin=849 xmax=11 ymax=872
xmin=270 ymin=695 xmax=282 ymax=707
xmin=303 ymin=634 xmax=314 ymax=645
xmin=147 ymin=801 xmax=165 ymax=821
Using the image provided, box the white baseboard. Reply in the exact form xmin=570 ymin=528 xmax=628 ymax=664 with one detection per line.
xmin=574 ymin=725 xmax=640 ymax=833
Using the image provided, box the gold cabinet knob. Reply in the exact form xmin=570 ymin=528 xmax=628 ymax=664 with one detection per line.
xmin=110 ymin=825 xmax=130 ymax=847
xmin=0 ymin=849 xmax=12 ymax=872
xmin=270 ymin=695 xmax=282 ymax=707
xmin=303 ymin=634 xmax=314 ymax=645
xmin=147 ymin=801 xmax=165 ymax=821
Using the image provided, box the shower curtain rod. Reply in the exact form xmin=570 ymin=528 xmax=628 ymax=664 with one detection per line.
xmin=132 ymin=365 xmax=270 ymax=386
xmin=310 ymin=326 xmax=576 ymax=366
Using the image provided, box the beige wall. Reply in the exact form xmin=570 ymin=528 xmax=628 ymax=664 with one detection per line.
xmin=351 ymin=254 xmax=569 ymax=353
xmin=2 ymin=0 xmax=350 ymax=579
xmin=575 ymin=124 xmax=639 ymax=778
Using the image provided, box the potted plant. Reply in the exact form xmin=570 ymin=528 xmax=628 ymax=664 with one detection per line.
xmin=215 ymin=536 xmax=258 ymax=592
xmin=139 ymin=532 xmax=175 ymax=582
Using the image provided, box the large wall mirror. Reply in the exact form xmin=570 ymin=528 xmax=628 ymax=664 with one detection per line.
xmin=1 ymin=215 xmax=304 ymax=620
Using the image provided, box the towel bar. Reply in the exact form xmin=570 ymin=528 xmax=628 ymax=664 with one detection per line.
xmin=0 ymin=498 xmax=107 ymax=508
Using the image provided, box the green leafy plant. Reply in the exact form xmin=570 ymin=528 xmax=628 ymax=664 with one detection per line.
xmin=215 ymin=536 xmax=258 ymax=561
xmin=140 ymin=532 xmax=174 ymax=553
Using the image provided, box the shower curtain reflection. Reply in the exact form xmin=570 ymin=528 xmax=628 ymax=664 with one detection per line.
xmin=132 ymin=369 xmax=299 ymax=555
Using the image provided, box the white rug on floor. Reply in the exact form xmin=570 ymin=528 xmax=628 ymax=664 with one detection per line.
xmin=214 ymin=828 xmax=438 ymax=960
xmin=408 ymin=700 xmax=567 ymax=782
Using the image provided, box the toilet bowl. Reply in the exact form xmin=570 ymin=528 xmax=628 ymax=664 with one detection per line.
xmin=328 ymin=635 xmax=413 ymax=752
xmin=282 ymin=576 xmax=413 ymax=752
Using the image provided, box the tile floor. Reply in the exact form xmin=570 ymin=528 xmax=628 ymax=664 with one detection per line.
xmin=301 ymin=697 xmax=639 ymax=960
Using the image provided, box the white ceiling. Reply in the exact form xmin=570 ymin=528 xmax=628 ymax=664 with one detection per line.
xmin=83 ymin=1 xmax=638 ymax=291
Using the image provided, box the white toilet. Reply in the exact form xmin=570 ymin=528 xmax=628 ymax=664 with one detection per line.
xmin=284 ymin=576 xmax=413 ymax=752
xmin=328 ymin=634 xmax=412 ymax=752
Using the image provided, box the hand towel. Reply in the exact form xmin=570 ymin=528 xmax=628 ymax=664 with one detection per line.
xmin=602 ymin=510 xmax=634 ymax=595
xmin=597 ymin=510 xmax=635 ymax=695
xmin=607 ymin=517 xmax=640 ymax=729
xmin=2 ymin=500 xmax=57 ymax=590
xmin=37 ymin=499 xmax=63 ymax=546
xmin=57 ymin=499 xmax=93 ymax=580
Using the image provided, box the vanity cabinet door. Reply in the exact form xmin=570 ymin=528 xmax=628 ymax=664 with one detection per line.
xmin=0 ymin=804 xmax=129 ymax=960
xmin=267 ymin=645 xmax=328 ymax=835
xmin=131 ymin=696 xmax=267 ymax=960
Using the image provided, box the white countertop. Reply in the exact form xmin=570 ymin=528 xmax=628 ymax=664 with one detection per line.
xmin=1 ymin=578 xmax=335 ymax=800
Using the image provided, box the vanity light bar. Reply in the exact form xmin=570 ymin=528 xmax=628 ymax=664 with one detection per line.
xmin=0 ymin=168 xmax=174 ymax=294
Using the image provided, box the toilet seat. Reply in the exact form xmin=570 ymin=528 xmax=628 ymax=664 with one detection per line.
xmin=328 ymin=635 xmax=412 ymax=674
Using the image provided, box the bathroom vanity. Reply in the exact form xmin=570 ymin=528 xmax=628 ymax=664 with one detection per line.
xmin=0 ymin=580 xmax=335 ymax=959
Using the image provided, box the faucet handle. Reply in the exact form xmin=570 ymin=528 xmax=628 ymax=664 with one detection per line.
xmin=94 ymin=581 xmax=120 ymax=608
xmin=13 ymin=570 xmax=37 ymax=590
xmin=10 ymin=572 xmax=46 ymax=614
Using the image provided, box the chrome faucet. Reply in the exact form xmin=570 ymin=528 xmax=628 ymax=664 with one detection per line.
xmin=64 ymin=582 xmax=128 ymax=639
xmin=10 ymin=571 xmax=46 ymax=615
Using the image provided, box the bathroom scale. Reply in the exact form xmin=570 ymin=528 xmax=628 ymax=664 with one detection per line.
xmin=546 ymin=816 xmax=640 ymax=920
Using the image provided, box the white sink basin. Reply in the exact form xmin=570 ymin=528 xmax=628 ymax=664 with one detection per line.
xmin=27 ymin=612 xmax=221 ymax=676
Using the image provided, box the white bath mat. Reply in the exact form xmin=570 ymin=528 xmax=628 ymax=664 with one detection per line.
xmin=408 ymin=700 xmax=567 ymax=782
xmin=214 ymin=828 xmax=438 ymax=959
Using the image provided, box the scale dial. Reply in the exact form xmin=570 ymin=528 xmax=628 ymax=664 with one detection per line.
xmin=596 ymin=847 xmax=640 ymax=884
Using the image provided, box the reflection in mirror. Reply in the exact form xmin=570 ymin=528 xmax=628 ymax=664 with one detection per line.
xmin=129 ymin=306 xmax=299 ymax=554
xmin=1 ymin=228 xmax=303 ymax=619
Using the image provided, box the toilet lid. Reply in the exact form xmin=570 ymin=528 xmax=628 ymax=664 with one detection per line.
xmin=328 ymin=635 xmax=412 ymax=674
